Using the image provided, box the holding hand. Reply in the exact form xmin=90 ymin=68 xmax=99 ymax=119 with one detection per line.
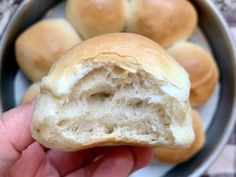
xmin=0 ymin=103 xmax=152 ymax=177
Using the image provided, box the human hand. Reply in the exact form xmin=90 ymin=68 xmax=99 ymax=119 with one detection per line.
xmin=0 ymin=103 xmax=153 ymax=177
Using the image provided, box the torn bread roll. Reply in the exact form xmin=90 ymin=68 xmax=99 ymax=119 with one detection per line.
xmin=31 ymin=33 xmax=194 ymax=151
xmin=125 ymin=0 xmax=197 ymax=47
xmin=20 ymin=83 xmax=40 ymax=105
xmin=168 ymin=41 xmax=219 ymax=107
xmin=66 ymin=0 xmax=126 ymax=39
xmin=15 ymin=18 xmax=81 ymax=82
xmin=154 ymin=109 xmax=205 ymax=164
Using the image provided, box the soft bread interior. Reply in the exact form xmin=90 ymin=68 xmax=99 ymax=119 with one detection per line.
xmin=33 ymin=61 xmax=193 ymax=151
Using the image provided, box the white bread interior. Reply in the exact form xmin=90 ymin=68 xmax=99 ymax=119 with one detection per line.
xmin=154 ymin=109 xmax=206 ymax=164
xmin=31 ymin=33 xmax=194 ymax=151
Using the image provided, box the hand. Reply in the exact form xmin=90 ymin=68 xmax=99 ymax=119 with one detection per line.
xmin=0 ymin=103 xmax=153 ymax=177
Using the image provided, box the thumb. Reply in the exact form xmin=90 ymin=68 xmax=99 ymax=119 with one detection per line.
xmin=0 ymin=103 xmax=35 ymax=176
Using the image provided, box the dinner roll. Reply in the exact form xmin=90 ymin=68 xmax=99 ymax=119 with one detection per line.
xmin=154 ymin=109 xmax=205 ymax=164
xmin=15 ymin=18 xmax=81 ymax=82
xmin=168 ymin=41 xmax=219 ymax=107
xmin=125 ymin=0 xmax=197 ymax=47
xmin=20 ymin=83 xmax=40 ymax=104
xmin=31 ymin=33 xmax=194 ymax=151
xmin=66 ymin=0 xmax=126 ymax=39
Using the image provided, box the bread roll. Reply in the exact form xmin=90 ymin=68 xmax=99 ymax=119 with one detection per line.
xmin=168 ymin=41 xmax=219 ymax=107
xmin=154 ymin=109 xmax=205 ymax=163
xmin=66 ymin=0 xmax=126 ymax=39
xmin=20 ymin=83 xmax=40 ymax=104
xmin=125 ymin=0 xmax=197 ymax=47
xmin=31 ymin=33 xmax=194 ymax=151
xmin=15 ymin=18 xmax=81 ymax=82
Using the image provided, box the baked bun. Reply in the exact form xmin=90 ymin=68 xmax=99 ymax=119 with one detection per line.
xmin=20 ymin=83 xmax=40 ymax=105
xmin=125 ymin=0 xmax=197 ymax=47
xmin=66 ymin=0 xmax=126 ymax=39
xmin=15 ymin=18 xmax=81 ymax=82
xmin=31 ymin=33 xmax=194 ymax=151
xmin=168 ymin=41 xmax=219 ymax=106
xmin=154 ymin=109 xmax=205 ymax=164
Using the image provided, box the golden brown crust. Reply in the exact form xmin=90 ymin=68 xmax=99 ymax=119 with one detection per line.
xmin=20 ymin=83 xmax=40 ymax=105
xmin=66 ymin=0 xmax=126 ymax=39
xmin=126 ymin=0 xmax=197 ymax=47
xmin=167 ymin=41 xmax=219 ymax=106
xmin=15 ymin=19 xmax=81 ymax=81
xmin=154 ymin=109 xmax=205 ymax=163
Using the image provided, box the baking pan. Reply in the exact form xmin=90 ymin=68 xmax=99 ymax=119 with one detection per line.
xmin=0 ymin=0 xmax=236 ymax=176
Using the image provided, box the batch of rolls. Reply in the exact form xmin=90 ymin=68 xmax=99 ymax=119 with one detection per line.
xmin=16 ymin=0 xmax=219 ymax=164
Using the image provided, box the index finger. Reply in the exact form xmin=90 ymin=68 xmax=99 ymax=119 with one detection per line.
xmin=0 ymin=103 xmax=35 ymax=176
